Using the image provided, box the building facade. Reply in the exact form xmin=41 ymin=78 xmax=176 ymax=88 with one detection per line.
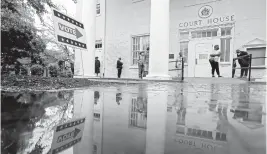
xmin=93 ymin=0 xmax=266 ymax=79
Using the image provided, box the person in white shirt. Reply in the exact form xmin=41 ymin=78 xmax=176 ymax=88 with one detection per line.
xmin=209 ymin=45 xmax=222 ymax=77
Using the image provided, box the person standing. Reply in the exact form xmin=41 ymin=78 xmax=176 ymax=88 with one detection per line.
xmin=144 ymin=47 xmax=150 ymax=77
xmin=117 ymin=58 xmax=123 ymax=78
xmin=209 ymin=45 xmax=222 ymax=77
xmin=175 ymin=51 xmax=183 ymax=77
xmin=138 ymin=51 xmax=145 ymax=79
xmin=232 ymin=60 xmax=237 ymax=78
xmin=95 ymin=57 xmax=100 ymax=77
xmin=236 ymin=50 xmax=249 ymax=78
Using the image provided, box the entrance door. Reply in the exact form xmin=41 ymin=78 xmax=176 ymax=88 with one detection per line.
xmin=194 ymin=39 xmax=220 ymax=77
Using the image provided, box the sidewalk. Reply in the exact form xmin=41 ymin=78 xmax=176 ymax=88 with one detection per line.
xmin=86 ymin=77 xmax=264 ymax=84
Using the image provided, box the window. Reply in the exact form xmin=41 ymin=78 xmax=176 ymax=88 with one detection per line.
xmin=96 ymin=0 xmax=100 ymax=15
xmin=247 ymin=47 xmax=266 ymax=66
xmin=180 ymin=41 xmax=189 ymax=63
xmin=132 ymin=35 xmax=150 ymax=65
xmin=129 ymin=97 xmax=147 ymax=129
xmin=169 ymin=54 xmax=174 ymax=59
xmin=191 ymin=29 xmax=218 ymax=38
xmin=220 ymin=38 xmax=231 ymax=62
xmin=180 ymin=32 xmax=189 ymax=40
xmin=94 ymin=113 xmax=100 ymax=121
xmin=95 ymin=40 xmax=102 ymax=49
xmin=221 ymin=28 xmax=232 ymax=36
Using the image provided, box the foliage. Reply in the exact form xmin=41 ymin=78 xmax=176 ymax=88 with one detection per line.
xmin=48 ymin=65 xmax=58 ymax=77
xmin=1 ymin=0 xmax=56 ymax=71
xmin=21 ymin=66 xmax=28 ymax=75
xmin=31 ymin=64 xmax=44 ymax=76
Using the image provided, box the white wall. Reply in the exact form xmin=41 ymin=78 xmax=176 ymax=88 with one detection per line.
xmin=104 ymin=0 xmax=266 ymax=78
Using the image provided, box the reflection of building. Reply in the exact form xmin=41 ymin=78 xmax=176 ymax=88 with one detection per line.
xmin=176 ymin=125 xmax=227 ymax=142
xmin=232 ymin=106 xmax=264 ymax=129
xmin=175 ymin=91 xmax=228 ymax=145
xmin=129 ymin=97 xmax=147 ymax=129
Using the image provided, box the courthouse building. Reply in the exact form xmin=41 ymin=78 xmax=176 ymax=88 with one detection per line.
xmin=77 ymin=0 xmax=266 ymax=79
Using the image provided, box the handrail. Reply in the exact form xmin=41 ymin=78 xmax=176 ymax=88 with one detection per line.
xmin=168 ymin=57 xmax=184 ymax=81
xmin=232 ymin=55 xmax=266 ymax=81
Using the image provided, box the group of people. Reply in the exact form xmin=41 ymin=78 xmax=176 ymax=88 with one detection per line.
xmin=208 ymin=45 xmax=250 ymax=78
xmin=95 ymin=45 xmax=250 ymax=79
xmin=95 ymin=47 xmax=149 ymax=79
xmin=95 ymin=56 xmax=124 ymax=78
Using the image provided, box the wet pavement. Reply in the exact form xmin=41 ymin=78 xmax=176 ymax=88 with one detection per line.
xmin=1 ymin=81 xmax=266 ymax=154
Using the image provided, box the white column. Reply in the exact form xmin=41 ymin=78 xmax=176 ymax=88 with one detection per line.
xmin=145 ymin=89 xmax=167 ymax=154
xmin=145 ymin=0 xmax=171 ymax=80
xmin=74 ymin=0 xmax=96 ymax=78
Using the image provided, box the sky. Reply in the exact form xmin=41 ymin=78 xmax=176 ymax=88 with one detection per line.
xmin=52 ymin=0 xmax=76 ymax=16
xmin=35 ymin=0 xmax=76 ymax=27
xmin=34 ymin=0 xmax=78 ymax=51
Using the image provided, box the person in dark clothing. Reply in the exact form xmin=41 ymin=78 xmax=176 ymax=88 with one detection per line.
xmin=236 ymin=50 xmax=249 ymax=78
xmin=70 ymin=63 xmax=74 ymax=75
xmin=14 ymin=61 xmax=21 ymax=75
xmin=138 ymin=52 xmax=145 ymax=79
xmin=117 ymin=58 xmax=123 ymax=78
xmin=95 ymin=57 xmax=100 ymax=77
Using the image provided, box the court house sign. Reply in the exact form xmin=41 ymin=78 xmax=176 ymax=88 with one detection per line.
xmin=179 ymin=5 xmax=235 ymax=28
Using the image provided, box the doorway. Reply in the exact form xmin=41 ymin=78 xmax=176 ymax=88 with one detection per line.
xmin=192 ymin=39 xmax=220 ymax=77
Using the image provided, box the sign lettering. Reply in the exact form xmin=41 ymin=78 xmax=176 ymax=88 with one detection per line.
xmin=52 ymin=9 xmax=87 ymax=50
xmin=179 ymin=15 xmax=235 ymax=29
xmin=50 ymin=117 xmax=86 ymax=154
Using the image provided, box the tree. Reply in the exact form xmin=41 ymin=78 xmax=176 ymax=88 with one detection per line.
xmin=1 ymin=0 xmax=56 ymax=71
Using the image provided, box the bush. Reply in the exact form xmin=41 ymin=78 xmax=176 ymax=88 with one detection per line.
xmin=58 ymin=70 xmax=72 ymax=78
xmin=48 ymin=65 xmax=58 ymax=77
xmin=31 ymin=64 xmax=44 ymax=76
xmin=21 ymin=66 xmax=28 ymax=75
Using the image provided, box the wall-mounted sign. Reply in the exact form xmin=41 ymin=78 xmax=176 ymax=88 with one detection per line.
xmin=179 ymin=15 xmax=235 ymax=29
xmin=179 ymin=5 xmax=235 ymax=29
xmin=198 ymin=5 xmax=213 ymax=19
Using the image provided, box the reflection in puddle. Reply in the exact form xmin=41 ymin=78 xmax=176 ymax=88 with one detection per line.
xmin=1 ymin=83 xmax=266 ymax=154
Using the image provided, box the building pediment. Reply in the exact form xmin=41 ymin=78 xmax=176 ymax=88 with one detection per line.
xmin=243 ymin=38 xmax=266 ymax=48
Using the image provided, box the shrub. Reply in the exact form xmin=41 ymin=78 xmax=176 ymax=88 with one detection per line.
xmin=58 ymin=70 xmax=72 ymax=78
xmin=48 ymin=65 xmax=58 ymax=77
xmin=20 ymin=66 xmax=28 ymax=75
xmin=31 ymin=64 xmax=44 ymax=76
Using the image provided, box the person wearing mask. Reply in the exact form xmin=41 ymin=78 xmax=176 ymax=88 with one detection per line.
xmin=144 ymin=47 xmax=150 ymax=77
xmin=209 ymin=45 xmax=222 ymax=77
xmin=117 ymin=58 xmax=123 ymax=78
xmin=95 ymin=57 xmax=100 ymax=77
xmin=236 ymin=50 xmax=249 ymax=78
xmin=138 ymin=51 xmax=145 ymax=79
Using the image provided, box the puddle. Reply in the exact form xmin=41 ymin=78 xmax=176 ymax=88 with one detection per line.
xmin=1 ymin=83 xmax=266 ymax=154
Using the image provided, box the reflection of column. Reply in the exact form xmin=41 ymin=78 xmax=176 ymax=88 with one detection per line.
xmin=145 ymin=89 xmax=167 ymax=154
xmin=73 ymin=90 xmax=94 ymax=154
